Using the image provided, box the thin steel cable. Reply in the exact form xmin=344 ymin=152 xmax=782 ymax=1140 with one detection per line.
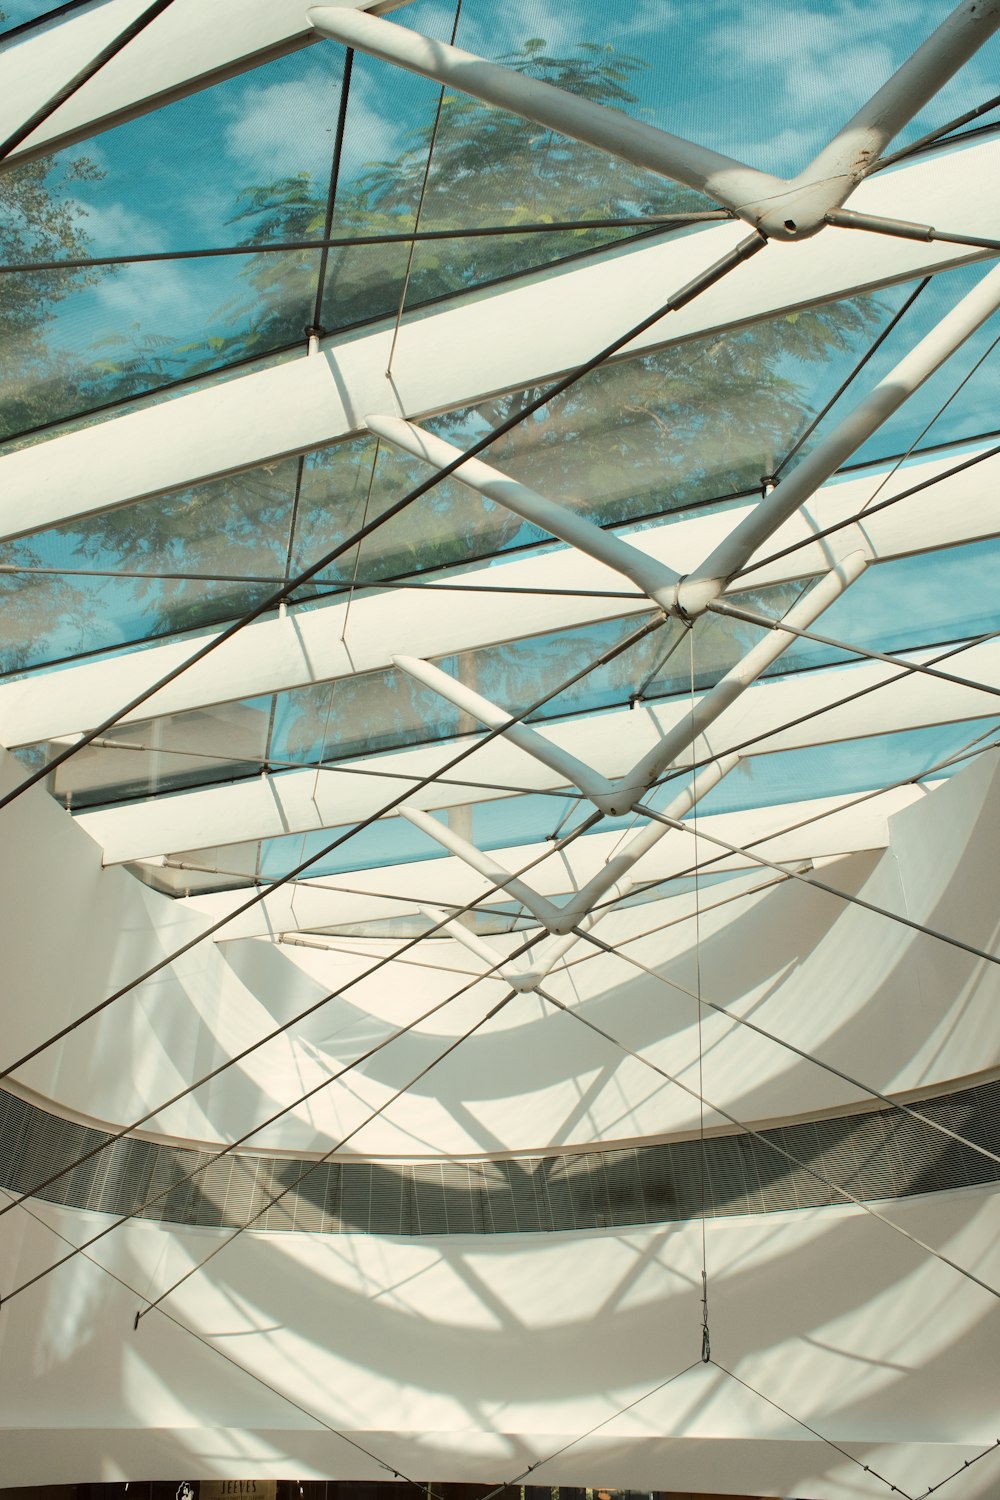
xmin=385 ymin=0 xmax=463 ymax=378
xmin=310 ymin=47 xmax=355 ymax=335
xmin=0 ymin=0 xmax=177 ymax=164
xmin=0 ymin=1189 xmax=442 ymax=1498
xmin=712 ymin=1360 xmax=909 ymax=1497
xmin=339 ymin=436 xmax=381 ymax=641
xmin=475 ymin=1358 xmax=704 ymax=1500
xmin=774 ymin=277 xmax=932 ymax=479
xmin=134 ymin=981 xmax=515 ymax=1321
xmin=690 ymin=629 xmax=710 ymax=1365
xmin=0 ymin=230 xmax=767 ymax=817
xmin=637 ymin=804 xmax=1000 ymax=968
xmin=857 ymin=330 xmax=1000 ymax=518
xmin=912 ymin=1439 xmax=1000 ymax=1499
xmin=78 ymin=738 xmax=590 ymax=805
xmin=0 ymin=565 xmax=645 ymax=596
xmin=0 ymin=610 xmax=662 ymax=1090
xmin=534 ymin=986 xmax=1000 ymax=1302
xmin=0 ymin=213 xmax=728 ymax=275
xmin=707 ymin=601 xmax=1000 ymax=700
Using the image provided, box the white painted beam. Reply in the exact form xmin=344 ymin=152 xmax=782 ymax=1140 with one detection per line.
xmin=3 ymin=440 xmax=997 ymax=749
xmin=73 ymin=635 xmax=1000 ymax=866
xmin=186 ymin=788 xmax=922 ymax=937
xmin=1 ymin=135 xmax=999 ymax=542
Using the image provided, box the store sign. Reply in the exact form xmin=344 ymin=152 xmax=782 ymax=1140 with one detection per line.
xmin=199 ymin=1483 xmax=277 ymax=1500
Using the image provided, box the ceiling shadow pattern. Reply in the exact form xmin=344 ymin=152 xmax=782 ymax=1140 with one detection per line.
xmin=2 ymin=1076 xmax=999 ymax=1234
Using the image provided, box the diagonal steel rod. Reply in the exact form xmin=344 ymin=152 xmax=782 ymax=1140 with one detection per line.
xmin=708 ymin=598 xmax=1000 ymax=699
xmin=774 ymin=277 xmax=932 ymax=479
xmin=637 ymin=806 xmax=999 ymax=967
xmin=0 ymin=231 xmax=766 ymax=816
xmin=535 ymin=986 xmax=1000 ymax=1302
xmin=0 ymin=212 xmax=728 ymax=275
xmin=872 ymin=91 xmax=1000 ymax=172
xmin=130 ymin=985 xmax=519 ymax=1321
xmin=475 ymin=1358 xmax=705 ymax=1500
xmin=573 ymin=920 xmax=1000 ymax=1174
xmin=0 ymin=0 xmax=177 ymax=165
xmin=712 ymin=1360 xmax=906 ymax=1497
xmin=827 ymin=206 xmax=1000 ymax=255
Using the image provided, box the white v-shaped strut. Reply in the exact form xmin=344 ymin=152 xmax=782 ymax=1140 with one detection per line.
xmin=310 ymin=1 xmax=1000 ymax=239
xmin=367 ymin=415 xmax=681 ymax=614
xmin=401 ymin=752 xmax=737 ymax=939
xmin=394 ymin=551 xmax=868 ymax=818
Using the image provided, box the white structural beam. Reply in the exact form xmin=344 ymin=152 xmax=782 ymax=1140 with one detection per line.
xmin=3 ymin=440 xmax=997 ymax=749
xmin=310 ymin=1 xmax=1000 ymax=240
xmin=188 ymin=787 xmax=925 ymax=938
xmin=0 ymin=0 xmax=394 ymax=166
xmin=74 ymin=635 xmax=1000 ymax=866
xmin=1 ymin=133 xmax=999 ymax=542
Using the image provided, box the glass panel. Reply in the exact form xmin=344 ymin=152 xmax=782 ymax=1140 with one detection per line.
xmin=0 ymin=45 xmax=345 ymax=438
xmin=0 ymin=459 xmax=299 ymax=672
xmin=42 ymin=696 xmax=274 ymax=806
xmin=781 ymin=261 xmax=1000 ymax=474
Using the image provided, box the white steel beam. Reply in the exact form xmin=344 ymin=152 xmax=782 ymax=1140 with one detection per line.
xmin=1 ymin=134 xmax=999 ymax=543
xmin=73 ymin=635 xmax=1000 ymax=867
xmin=0 ymin=0 xmax=393 ymax=166
xmin=188 ymin=789 xmax=921 ymax=938
xmin=3 ymin=441 xmax=997 ymax=749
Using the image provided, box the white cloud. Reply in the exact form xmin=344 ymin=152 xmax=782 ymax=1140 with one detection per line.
xmin=221 ymin=62 xmax=405 ymax=185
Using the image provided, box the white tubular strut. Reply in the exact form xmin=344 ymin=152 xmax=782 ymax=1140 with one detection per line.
xmin=399 ymin=755 xmax=737 ymax=949
xmin=368 ymin=415 xmax=681 ymax=613
xmin=682 ymin=260 xmax=1000 ymax=612
xmin=620 ymin=552 xmax=870 ymax=808
xmin=399 ymin=807 xmax=564 ymax=930
xmin=308 ymin=8 xmax=775 ymax=227
xmin=544 ymin=754 xmax=739 ymax=936
xmin=392 ymin=654 xmax=623 ymax=815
